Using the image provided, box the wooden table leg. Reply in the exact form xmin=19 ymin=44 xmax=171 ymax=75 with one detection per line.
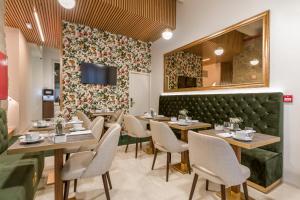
xmin=54 ymin=149 xmax=64 ymax=200
xmin=172 ymin=130 xmax=189 ymax=174
xmin=231 ymin=145 xmax=242 ymax=194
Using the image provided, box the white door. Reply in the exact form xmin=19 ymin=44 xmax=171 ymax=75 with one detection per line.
xmin=129 ymin=72 xmax=150 ymax=115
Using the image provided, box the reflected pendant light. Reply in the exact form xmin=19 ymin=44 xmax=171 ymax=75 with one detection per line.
xmin=58 ymin=0 xmax=76 ymax=9
xmin=162 ymin=28 xmax=173 ymax=40
xmin=214 ymin=47 xmax=224 ymax=56
xmin=250 ymin=58 xmax=260 ymax=66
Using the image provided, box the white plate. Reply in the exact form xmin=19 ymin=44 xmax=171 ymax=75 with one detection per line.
xmin=67 ymin=120 xmax=83 ymax=124
xmin=177 ymin=122 xmax=190 ymax=126
xmin=70 ymin=127 xmax=86 ymax=132
xmin=232 ymin=135 xmax=252 ymax=141
xmin=19 ymin=136 xmax=44 ymax=144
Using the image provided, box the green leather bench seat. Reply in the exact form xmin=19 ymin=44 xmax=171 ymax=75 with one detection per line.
xmin=242 ymin=148 xmax=282 ymax=187
xmin=159 ymin=93 xmax=283 ymax=188
xmin=0 ymin=108 xmax=45 ymax=200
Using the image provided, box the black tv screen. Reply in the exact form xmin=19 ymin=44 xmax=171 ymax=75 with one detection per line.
xmin=80 ymin=63 xmax=117 ymax=85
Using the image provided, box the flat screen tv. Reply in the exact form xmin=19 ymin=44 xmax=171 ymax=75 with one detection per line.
xmin=80 ymin=63 xmax=117 ymax=85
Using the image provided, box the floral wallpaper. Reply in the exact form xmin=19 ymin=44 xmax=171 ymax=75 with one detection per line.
xmin=165 ymin=51 xmax=202 ymax=89
xmin=62 ymin=21 xmax=151 ymax=118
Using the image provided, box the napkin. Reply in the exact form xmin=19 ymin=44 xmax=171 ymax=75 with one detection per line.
xmin=67 ymin=130 xmax=92 ymax=136
xmin=216 ymin=132 xmax=233 ymax=138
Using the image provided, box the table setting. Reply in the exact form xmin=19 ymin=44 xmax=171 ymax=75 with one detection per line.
xmin=213 ymin=118 xmax=256 ymax=142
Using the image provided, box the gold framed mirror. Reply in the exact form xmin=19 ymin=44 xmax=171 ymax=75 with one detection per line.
xmin=164 ymin=11 xmax=270 ymax=92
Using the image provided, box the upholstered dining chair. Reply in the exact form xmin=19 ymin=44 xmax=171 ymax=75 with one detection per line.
xmin=76 ymin=110 xmax=91 ymax=129
xmin=150 ymin=120 xmax=191 ymax=182
xmin=188 ymin=130 xmax=250 ymax=200
xmin=123 ymin=114 xmax=151 ymax=158
xmin=61 ymin=124 xmax=121 ymax=200
xmin=104 ymin=110 xmax=124 ymax=129
xmin=64 ymin=116 xmax=104 ymax=192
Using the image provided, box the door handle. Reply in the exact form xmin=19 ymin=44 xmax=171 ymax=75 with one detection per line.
xmin=130 ymin=98 xmax=135 ymax=107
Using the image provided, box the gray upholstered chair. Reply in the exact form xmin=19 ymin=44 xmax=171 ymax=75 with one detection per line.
xmin=188 ymin=130 xmax=250 ymax=200
xmin=123 ymin=114 xmax=151 ymax=158
xmin=150 ymin=120 xmax=190 ymax=182
xmin=104 ymin=110 xmax=124 ymax=128
xmin=61 ymin=124 xmax=121 ymax=200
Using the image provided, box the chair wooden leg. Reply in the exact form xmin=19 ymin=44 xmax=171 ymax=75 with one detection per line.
xmin=187 ymin=151 xmax=191 ymax=174
xmin=63 ymin=181 xmax=70 ymax=200
xmin=221 ymin=185 xmax=226 ymax=200
xmin=140 ymin=138 xmax=142 ymax=150
xmin=135 ymin=138 xmax=138 ymax=158
xmin=166 ymin=152 xmax=171 ymax=182
xmin=73 ymin=179 xmax=77 ymax=192
xmin=243 ymin=182 xmax=249 ymax=200
xmin=151 ymin=148 xmax=158 ymax=170
xmin=189 ymin=174 xmax=199 ymax=200
xmin=102 ymin=174 xmax=111 ymax=200
xmin=205 ymin=180 xmax=209 ymax=191
xmin=125 ymin=143 xmax=129 ymax=153
xmin=106 ymin=171 xmax=112 ymax=190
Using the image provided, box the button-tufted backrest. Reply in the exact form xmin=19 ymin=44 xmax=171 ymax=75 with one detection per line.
xmin=159 ymin=93 xmax=283 ymax=153
xmin=0 ymin=108 xmax=8 ymax=154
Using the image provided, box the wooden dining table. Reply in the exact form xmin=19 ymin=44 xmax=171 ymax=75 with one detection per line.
xmin=136 ymin=115 xmax=211 ymax=174
xmin=7 ymin=133 xmax=97 ymax=200
xmin=198 ymin=129 xmax=281 ymax=200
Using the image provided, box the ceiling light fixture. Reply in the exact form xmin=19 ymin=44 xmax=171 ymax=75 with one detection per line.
xmin=250 ymin=58 xmax=260 ymax=66
xmin=58 ymin=0 xmax=76 ymax=9
xmin=34 ymin=8 xmax=45 ymax=42
xmin=26 ymin=23 xmax=32 ymax=29
xmin=214 ymin=47 xmax=224 ymax=56
xmin=202 ymin=58 xmax=211 ymax=62
xmin=162 ymin=28 xmax=173 ymax=40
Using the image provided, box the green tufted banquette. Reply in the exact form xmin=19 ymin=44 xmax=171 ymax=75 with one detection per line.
xmin=0 ymin=108 xmax=45 ymax=200
xmin=159 ymin=92 xmax=283 ymax=188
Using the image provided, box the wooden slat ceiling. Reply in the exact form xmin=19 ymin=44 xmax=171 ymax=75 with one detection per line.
xmin=5 ymin=0 xmax=176 ymax=48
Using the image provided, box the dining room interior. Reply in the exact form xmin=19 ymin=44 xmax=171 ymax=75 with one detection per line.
xmin=0 ymin=0 xmax=300 ymax=200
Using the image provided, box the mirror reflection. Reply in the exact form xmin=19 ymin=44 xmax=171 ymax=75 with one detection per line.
xmin=164 ymin=15 xmax=268 ymax=91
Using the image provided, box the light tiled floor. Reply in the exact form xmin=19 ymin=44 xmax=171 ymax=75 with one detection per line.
xmin=36 ymin=145 xmax=300 ymax=200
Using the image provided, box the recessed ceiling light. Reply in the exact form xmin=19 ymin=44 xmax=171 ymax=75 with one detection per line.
xmin=162 ymin=28 xmax=173 ymax=40
xmin=26 ymin=23 xmax=32 ymax=29
xmin=34 ymin=8 xmax=45 ymax=42
xmin=214 ymin=47 xmax=224 ymax=56
xmin=202 ymin=58 xmax=210 ymax=62
xmin=58 ymin=0 xmax=76 ymax=9
xmin=250 ymin=58 xmax=260 ymax=66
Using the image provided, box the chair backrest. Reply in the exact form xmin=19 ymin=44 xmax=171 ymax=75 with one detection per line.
xmin=124 ymin=115 xmax=147 ymax=138
xmin=150 ymin=120 xmax=182 ymax=153
xmin=76 ymin=111 xmax=91 ymax=128
xmin=90 ymin=116 xmax=103 ymax=130
xmin=188 ymin=130 xmax=245 ymax=186
xmin=0 ymin=109 xmax=8 ymax=154
xmin=91 ymin=117 xmax=104 ymax=142
xmin=116 ymin=110 xmax=124 ymax=125
xmin=82 ymin=124 xmax=121 ymax=177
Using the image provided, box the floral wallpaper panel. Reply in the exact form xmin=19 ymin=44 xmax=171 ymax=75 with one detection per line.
xmin=62 ymin=21 xmax=151 ymax=118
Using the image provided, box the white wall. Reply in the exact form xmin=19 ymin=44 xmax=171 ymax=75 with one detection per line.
xmin=42 ymin=47 xmax=60 ymax=89
xmin=5 ymin=27 xmax=31 ymax=131
xmin=151 ymin=0 xmax=300 ymax=187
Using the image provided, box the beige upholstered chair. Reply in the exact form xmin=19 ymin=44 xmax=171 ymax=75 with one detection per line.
xmin=188 ymin=130 xmax=250 ymax=200
xmin=150 ymin=120 xmax=190 ymax=182
xmin=61 ymin=124 xmax=121 ymax=200
xmin=76 ymin=111 xmax=91 ymax=129
xmin=64 ymin=116 xmax=104 ymax=192
xmin=104 ymin=110 xmax=124 ymax=128
xmin=123 ymin=114 xmax=151 ymax=158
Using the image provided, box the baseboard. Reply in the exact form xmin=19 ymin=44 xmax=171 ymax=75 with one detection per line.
xmin=247 ymin=179 xmax=281 ymax=193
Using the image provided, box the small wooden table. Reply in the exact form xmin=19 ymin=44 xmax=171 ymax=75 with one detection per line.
xmin=167 ymin=122 xmax=211 ymax=174
xmin=198 ymin=129 xmax=281 ymax=200
xmin=7 ymin=133 xmax=97 ymax=200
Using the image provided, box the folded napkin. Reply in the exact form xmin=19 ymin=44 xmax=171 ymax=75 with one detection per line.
xmin=67 ymin=130 xmax=92 ymax=136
